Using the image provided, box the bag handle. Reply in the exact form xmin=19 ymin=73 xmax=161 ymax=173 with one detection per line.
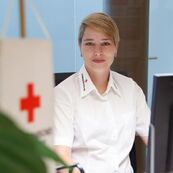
xmin=0 ymin=0 xmax=14 ymax=38
xmin=0 ymin=0 xmax=51 ymax=39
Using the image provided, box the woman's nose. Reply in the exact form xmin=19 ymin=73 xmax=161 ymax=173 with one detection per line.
xmin=94 ymin=45 xmax=102 ymax=56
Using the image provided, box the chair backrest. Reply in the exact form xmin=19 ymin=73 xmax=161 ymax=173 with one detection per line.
xmin=54 ymin=72 xmax=74 ymax=86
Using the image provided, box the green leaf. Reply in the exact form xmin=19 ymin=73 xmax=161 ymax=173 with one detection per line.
xmin=29 ymin=134 xmax=66 ymax=165
xmin=0 ymin=111 xmax=66 ymax=173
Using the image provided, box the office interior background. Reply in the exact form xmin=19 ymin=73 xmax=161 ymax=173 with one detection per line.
xmin=0 ymin=0 xmax=173 ymax=172
xmin=1 ymin=0 xmax=172 ymax=106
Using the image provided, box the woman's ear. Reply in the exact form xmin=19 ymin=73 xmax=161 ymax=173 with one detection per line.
xmin=79 ymin=42 xmax=83 ymax=57
xmin=114 ymin=42 xmax=119 ymax=58
xmin=79 ymin=47 xmax=82 ymax=57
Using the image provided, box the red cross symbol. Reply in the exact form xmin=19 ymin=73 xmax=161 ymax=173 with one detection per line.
xmin=20 ymin=83 xmax=41 ymax=123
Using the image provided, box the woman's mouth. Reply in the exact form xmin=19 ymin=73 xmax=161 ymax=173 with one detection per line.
xmin=92 ymin=59 xmax=105 ymax=63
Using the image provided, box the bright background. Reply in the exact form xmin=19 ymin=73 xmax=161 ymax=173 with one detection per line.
xmin=0 ymin=0 xmax=173 ymax=106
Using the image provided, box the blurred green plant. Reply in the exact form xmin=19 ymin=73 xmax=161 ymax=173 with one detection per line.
xmin=0 ymin=111 xmax=66 ymax=173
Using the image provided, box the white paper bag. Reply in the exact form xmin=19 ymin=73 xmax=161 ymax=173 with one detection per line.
xmin=0 ymin=38 xmax=55 ymax=172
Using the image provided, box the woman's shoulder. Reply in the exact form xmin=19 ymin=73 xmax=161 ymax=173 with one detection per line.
xmin=54 ymin=72 xmax=80 ymax=95
xmin=111 ymin=70 xmax=144 ymax=94
xmin=111 ymin=70 xmax=133 ymax=83
xmin=111 ymin=70 xmax=141 ymax=91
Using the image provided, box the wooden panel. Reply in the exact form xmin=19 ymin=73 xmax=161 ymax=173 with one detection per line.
xmin=104 ymin=0 xmax=149 ymax=172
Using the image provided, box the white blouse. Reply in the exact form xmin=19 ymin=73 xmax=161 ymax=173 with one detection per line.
xmin=54 ymin=65 xmax=150 ymax=173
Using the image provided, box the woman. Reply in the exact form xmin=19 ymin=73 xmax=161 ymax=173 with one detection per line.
xmin=54 ymin=12 xmax=150 ymax=173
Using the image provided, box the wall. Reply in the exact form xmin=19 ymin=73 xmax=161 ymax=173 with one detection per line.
xmin=148 ymin=0 xmax=173 ymax=106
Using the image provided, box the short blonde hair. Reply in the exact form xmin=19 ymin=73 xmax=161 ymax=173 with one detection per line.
xmin=78 ymin=12 xmax=120 ymax=46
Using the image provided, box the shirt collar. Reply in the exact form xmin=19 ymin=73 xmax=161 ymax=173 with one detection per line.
xmin=105 ymin=71 xmax=121 ymax=97
xmin=79 ymin=65 xmax=96 ymax=98
xmin=78 ymin=65 xmax=121 ymax=98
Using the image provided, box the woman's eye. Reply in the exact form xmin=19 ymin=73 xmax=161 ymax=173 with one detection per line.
xmin=85 ymin=42 xmax=94 ymax=46
xmin=101 ymin=42 xmax=111 ymax=46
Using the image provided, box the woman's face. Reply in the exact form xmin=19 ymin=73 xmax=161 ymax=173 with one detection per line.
xmin=80 ymin=27 xmax=118 ymax=74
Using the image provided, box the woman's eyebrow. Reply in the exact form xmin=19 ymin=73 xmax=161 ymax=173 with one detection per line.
xmin=83 ymin=39 xmax=94 ymax=42
xmin=83 ymin=38 xmax=111 ymax=42
xmin=101 ymin=39 xmax=111 ymax=41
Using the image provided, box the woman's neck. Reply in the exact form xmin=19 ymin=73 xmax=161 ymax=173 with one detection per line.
xmin=87 ymin=69 xmax=110 ymax=94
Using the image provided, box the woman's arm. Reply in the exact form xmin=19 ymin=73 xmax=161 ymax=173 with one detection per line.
xmin=54 ymin=145 xmax=81 ymax=173
xmin=140 ymin=136 xmax=148 ymax=146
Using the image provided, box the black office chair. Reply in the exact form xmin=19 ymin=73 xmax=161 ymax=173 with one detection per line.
xmin=54 ymin=72 xmax=137 ymax=173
